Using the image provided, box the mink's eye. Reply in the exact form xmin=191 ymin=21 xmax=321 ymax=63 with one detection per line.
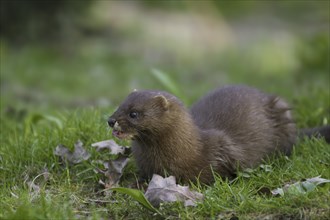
xmin=129 ymin=111 xmax=138 ymax=119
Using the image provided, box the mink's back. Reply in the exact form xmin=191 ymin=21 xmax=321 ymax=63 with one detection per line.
xmin=190 ymin=85 xmax=296 ymax=167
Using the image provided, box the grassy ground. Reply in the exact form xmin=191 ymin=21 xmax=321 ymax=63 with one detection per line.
xmin=1 ymin=3 xmax=330 ymax=219
xmin=1 ymin=44 xmax=329 ymax=219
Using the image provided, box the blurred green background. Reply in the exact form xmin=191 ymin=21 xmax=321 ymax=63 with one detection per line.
xmin=1 ymin=0 xmax=329 ymax=125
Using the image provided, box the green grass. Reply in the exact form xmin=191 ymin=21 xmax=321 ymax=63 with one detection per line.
xmin=1 ymin=107 xmax=329 ymax=219
xmin=1 ymin=28 xmax=329 ymax=219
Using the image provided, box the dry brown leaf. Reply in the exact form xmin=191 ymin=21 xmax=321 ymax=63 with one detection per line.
xmin=91 ymin=140 xmax=127 ymax=155
xmin=96 ymin=157 xmax=129 ymax=189
xmin=54 ymin=140 xmax=91 ymax=164
xmin=92 ymin=140 xmax=131 ymax=188
xmin=145 ymin=174 xmax=204 ymax=207
xmin=271 ymin=176 xmax=330 ymax=196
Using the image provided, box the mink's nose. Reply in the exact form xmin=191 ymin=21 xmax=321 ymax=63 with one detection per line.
xmin=108 ymin=118 xmax=116 ymax=127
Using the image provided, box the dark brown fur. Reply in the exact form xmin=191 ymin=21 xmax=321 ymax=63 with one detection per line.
xmin=108 ymin=85 xmax=327 ymax=184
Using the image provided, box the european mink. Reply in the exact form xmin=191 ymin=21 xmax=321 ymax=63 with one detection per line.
xmin=108 ymin=85 xmax=329 ymax=184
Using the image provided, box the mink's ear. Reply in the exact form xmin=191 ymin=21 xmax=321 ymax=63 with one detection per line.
xmin=153 ymin=95 xmax=169 ymax=110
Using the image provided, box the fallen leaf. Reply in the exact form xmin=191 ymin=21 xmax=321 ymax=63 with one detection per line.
xmin=304 ymin=176 xmax=330 ymax=185
xmin=271 ymin=187 xmax=285 ymax=196
xmin=91 ymin=140 xmax=127 ymax=155
xmin=91 ymin=140 xmax=131 ymax=187
xmin=96 ymin=157 xmax=129 ymax=188
xmin=271 ymin=176 xmax=330 ymax=196
xmin=54 ymin=140 xmax=91 ymax=164
xmin=145 ymin=174 xmax=204 ymax=207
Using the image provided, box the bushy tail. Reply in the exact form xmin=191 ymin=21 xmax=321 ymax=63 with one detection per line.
xmin=299 ymin=125 xmax=330 ymax=143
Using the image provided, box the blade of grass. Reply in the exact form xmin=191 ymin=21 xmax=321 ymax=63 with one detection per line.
xmin=24 ymin=113 xmax=63 ymax=137
xmin=151 ymin=68 xmax=186 ymax=103
xmin=111 ymin=187 xmax=162 ymax=215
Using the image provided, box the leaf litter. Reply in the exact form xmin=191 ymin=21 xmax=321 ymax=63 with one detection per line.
xmin=96 ymin=156 xmax=130 ymax=189
xmin=54 ymin=140 xmax=91 ymax=164
xmin=91 ymin=139 xmax=129 ymax=155
xmin=145 ymin=174 xmax=204 ymax=207
xmin=271 ymin=176 xmax=330 ymax=196
xmin=53 ymin=139 xmax=205 ymax=212
xmin=91 ymin=140 xmax=131 ymax=188
xmin=111 ymin=174 xmax=203 ymax=214
xmin=53 ymin=139 xmax=330 ymax=212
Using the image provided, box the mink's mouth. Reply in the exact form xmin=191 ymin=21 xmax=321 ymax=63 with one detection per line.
xmin=112 ymin=129 xmax=132 ymax=140
xmin=109 ymin=120 xmax=134 ymax=140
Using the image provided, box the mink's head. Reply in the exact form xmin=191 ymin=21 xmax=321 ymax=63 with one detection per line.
xmin=108 ymin=90 xmax=183 ymax=140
